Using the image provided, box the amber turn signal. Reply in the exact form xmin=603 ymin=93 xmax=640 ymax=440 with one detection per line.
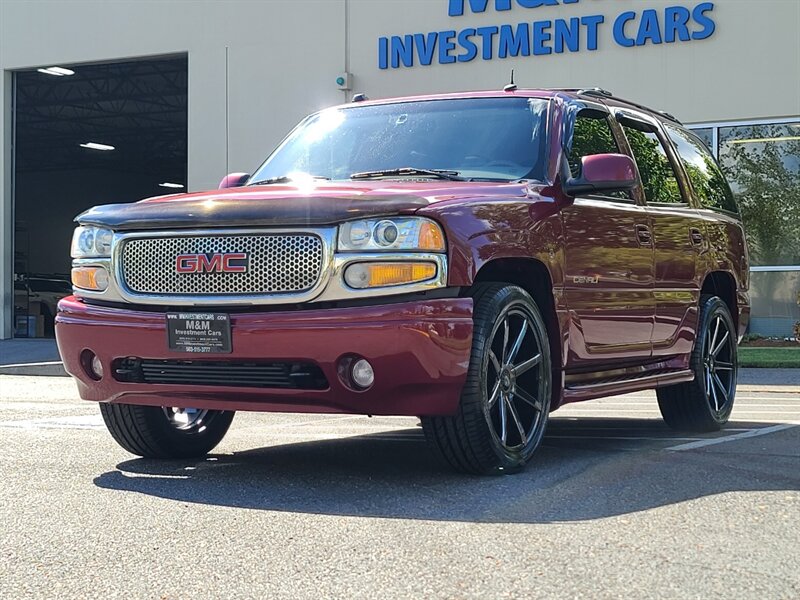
xmin=344 ymin=262 xmax=437 ymax=289
xmin=71 ymin=266 xmax=109 ymax=291
xmin=418 ymin=220 xmax=446 ymax=251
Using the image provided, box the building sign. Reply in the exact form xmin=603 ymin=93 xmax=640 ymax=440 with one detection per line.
xmin=378 ymin=0 xmax=716 ymax=69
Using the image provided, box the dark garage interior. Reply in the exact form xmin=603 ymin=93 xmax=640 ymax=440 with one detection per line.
xmin=13 ymin=55 xmax=188 ymax=337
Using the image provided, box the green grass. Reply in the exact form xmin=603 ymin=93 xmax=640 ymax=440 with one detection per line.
xmin=738 ymin=347 xmax=800 ymax=368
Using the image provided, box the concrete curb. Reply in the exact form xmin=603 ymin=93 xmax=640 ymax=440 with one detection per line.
xmin=0 ymin=362 xmax=68 ymax=377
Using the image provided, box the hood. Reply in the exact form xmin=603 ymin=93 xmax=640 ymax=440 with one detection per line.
xmin=75 ymin=181 xmax=527 ymax=231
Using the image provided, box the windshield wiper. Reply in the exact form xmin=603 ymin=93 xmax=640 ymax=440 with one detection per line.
xmin=350 ymin=167 xmax=465 ymax=181
xmin=248 ymin=175 xmax=330 ymax=186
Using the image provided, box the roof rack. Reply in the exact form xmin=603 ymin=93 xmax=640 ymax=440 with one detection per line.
xmin=535 ymin=88 xmax=684 ymax=125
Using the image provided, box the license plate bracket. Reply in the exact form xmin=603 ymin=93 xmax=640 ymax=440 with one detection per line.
xmin=166 ymin=312 xmax=232 ymax=353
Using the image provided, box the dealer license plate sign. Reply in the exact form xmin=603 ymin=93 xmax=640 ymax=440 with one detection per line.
xmin=166 ymin=313 xmax=232 ymax=353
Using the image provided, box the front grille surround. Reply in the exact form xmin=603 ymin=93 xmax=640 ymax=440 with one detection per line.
xmin=120 ymin=233 xmax=324 ymax=296
xmin=109 ymin=227 xmax=337 ymax=306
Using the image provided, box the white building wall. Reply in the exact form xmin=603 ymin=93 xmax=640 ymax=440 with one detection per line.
xmin=1 ymin=0 xmax=799 ymax=337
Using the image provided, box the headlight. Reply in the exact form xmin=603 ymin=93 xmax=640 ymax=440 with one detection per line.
xmin=338 ymin=217 xmax=445 ymax=252
xmin=71 ymin=226 xmax=113 ymax=258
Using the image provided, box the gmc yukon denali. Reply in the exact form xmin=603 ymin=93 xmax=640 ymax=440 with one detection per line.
xmin=55 ymin=88 xmax=750 ymax=474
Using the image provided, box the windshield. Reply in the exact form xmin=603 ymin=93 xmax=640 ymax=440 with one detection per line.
xmin=249 ymin=97 xmax=550 ymax=183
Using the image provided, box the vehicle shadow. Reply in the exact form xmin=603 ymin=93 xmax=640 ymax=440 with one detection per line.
xmin=93 ymin=416 xmax=800 ymax=523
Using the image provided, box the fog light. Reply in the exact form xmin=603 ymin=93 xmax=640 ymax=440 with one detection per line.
xmin=351 ymin=359 xmax=374 ymax=389
xmin=91 ymin=355 xmax=104 ymax=379
xmin=71 ymin=266 xmax=109 ymax=291
xmin=81 ymin=350 xmax=103 ymax=381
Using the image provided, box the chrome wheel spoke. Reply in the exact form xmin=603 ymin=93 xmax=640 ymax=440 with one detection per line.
xmin=512 ymin=385 xmax=543 ymax=412
xmin=498 ymin=393 xmax=508 ymax=445
xmin=512 ymin=353 xmax=542 ymax=377
xmin=709 ymin=373 xmax=720 ymax=411
xmin=488 ymin=350 xmax=502 ymax=374
xmin=713 ymin=372 xmax=730 ymax=406
xmin=715 ymin=361 xmax=734 ymax=371
xmin=501 ymin=319 xmax=510 ymax=363
xmin=488 ymin=380 xmax=502 ymax=408
xmin=507 ymin=319 xmax=529 ymax=363
xmin=162 ymin=407 xmax=208 ymax=431
xmin=505 ymin=396 xmax=527 ymax=446
xmin=712 ymin=330 xmax=729 ymax=357
xmin=710 ymin=317 xmax=721 ymax=355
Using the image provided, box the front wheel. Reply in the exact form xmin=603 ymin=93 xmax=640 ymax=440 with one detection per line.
xmin=99 ymin=403 xmax=235 ymax=458
xmin=422 ymin=284 xmax=552 ymax=474
xmin=657 ymin=295 xmax=738 ymax=431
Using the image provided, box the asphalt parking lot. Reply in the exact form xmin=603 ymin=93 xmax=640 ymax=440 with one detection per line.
xmin=1 ymin=371 xmax=798 ymax=599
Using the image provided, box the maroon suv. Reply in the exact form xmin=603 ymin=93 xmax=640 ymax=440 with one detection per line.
xmin=56 ymin=88 xmax=750 ymax=474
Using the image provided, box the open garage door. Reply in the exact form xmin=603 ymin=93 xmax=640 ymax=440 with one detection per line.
xmin=13 ymin=55 xmax=187 ymax=337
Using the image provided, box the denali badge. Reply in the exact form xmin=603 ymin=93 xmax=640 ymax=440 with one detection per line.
xmin=175 ymin=253 xmax=249 ymax=273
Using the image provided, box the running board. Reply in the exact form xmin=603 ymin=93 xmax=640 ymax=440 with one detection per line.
xmin=562 ymin=370 xmax=695 ymax=404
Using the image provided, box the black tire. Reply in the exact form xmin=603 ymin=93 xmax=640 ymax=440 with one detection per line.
xmin=657 ymin=295 xmax=738 ymax=431
xmin=422 ymin=284 xmax=552 ymax=475
xmin=99 ymin=403 xmax=235 ymax=458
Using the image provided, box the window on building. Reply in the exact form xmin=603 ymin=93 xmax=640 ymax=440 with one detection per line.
xmin=666 ymin=124 xmax=738 ymax=215
xmin=718 ymin=122 xmax=800 ymax=266
xmin=691 ymin=127 xmax=714 ymax=153
xmin=620 ymin=120 xmax=683 ymax=204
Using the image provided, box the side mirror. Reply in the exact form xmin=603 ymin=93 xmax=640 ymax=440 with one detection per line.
xmin=564 ymin=153 xmax=637 ymax=196
xmin=218 ymin=172 xmax=250 ymax=189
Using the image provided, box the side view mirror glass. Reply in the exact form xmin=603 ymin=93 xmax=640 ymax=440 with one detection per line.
xmin=218 ymin=173 xmax=250 ymax=189
xmin=564 ymin=154 xmax=637 ymax=196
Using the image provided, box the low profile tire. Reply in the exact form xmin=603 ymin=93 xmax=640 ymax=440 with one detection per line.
xmin=99 ymin=403 xmax=235 ymax=458
xmin=657 ymin=295 xmax=738 ymax=432
xmin=422 ymin=284 xmax=552 ymax=475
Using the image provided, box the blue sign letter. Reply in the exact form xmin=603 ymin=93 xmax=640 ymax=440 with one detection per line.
xmin=692 ymin=2 xmax=716 ymax=40
xmin=448 ymin=0 xmax=511 ymax=17
xmin=613 ymin=11 xmax=636 ymax=48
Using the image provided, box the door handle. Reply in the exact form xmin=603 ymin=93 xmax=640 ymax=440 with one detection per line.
xmin=690 ymin=228 xmax=704 ymax=246
xmin=635 ymin=224 xmax=652 ymax=246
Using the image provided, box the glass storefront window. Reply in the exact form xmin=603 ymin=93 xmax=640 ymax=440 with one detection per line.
xmin=718 ymin=122 xmax=800 ymax=266
xmin=688 ymin=118 xmax=799 ymax=338
xmin=691 ymin=127 xmax=714 ymax=154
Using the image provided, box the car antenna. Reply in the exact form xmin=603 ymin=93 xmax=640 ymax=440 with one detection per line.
xmin=503 ymin=69 xmax=517 ymax=92
xmin=352 ymin=93 xmax=369 ymax=102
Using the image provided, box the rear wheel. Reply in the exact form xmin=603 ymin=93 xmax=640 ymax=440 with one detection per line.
xmin=422 ymin=284 xmax=551 ymax=474
xmin=657 ymin=295 xmax=737 ymax=431
xmin=99 ymin=403 xmax=234 ymax=458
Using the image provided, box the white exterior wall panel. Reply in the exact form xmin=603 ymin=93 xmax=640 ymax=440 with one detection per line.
xmin=1 ymin=0 xmax=799 ymax=337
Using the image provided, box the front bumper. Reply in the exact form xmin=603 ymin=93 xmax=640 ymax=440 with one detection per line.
xmin=55 ymin=296 xmax=473 ymax=416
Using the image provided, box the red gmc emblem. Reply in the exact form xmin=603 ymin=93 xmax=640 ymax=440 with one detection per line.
xmin=175 ymin=253 xmax=249 ymax=273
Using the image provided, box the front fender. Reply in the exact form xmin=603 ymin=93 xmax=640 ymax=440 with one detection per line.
xmin=419 ymin=196 xmax=565 ymax=288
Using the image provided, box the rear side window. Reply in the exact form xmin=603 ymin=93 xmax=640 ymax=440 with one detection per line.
xmin=620 ymin=120 xmax=683 ymax=204
xmin=666 ymin=124 xmax=739 ymax=214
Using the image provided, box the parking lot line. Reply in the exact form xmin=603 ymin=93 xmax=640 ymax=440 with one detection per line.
xmin=665 ymin=423 xmax=800 ymax=451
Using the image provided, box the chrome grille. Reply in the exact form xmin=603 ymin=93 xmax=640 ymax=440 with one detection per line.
xmin=120 ymin=234 xmax=323 ymax=296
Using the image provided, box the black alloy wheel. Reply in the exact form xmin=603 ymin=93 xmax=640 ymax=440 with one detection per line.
xmin=422 ymin=284 xmax=552 ymax=474
xmin=658 ymin=295 xmax=738 ymax=431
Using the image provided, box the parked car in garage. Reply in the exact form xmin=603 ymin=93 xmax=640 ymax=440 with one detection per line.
xmin=55 ymin=88 xmax=749 ymax=474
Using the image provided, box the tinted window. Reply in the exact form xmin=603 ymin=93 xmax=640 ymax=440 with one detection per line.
xmin=667 ymin=124 xmax=738 ymax=214
xmin=250 ymin=97 xmax=550 ymax=183
xmin=567 ymin=112 xmax=629 ymax=199
xmin=621 ymin=121 xmax=683 ymax=204
xmin=568 ymin=112 xmax=620 ymax=177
